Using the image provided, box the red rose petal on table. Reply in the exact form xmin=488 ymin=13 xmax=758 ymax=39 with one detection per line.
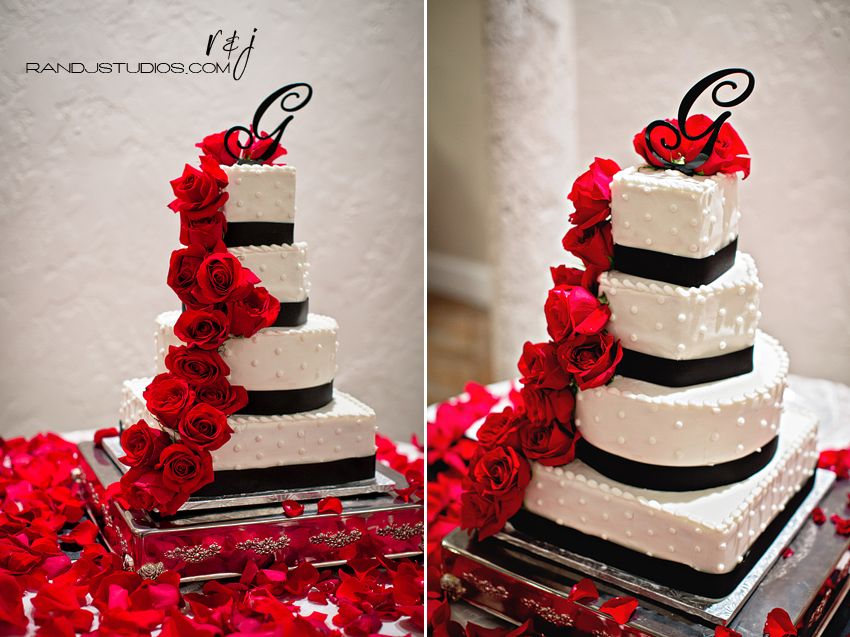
xmin=282 ymin=500 xmax=305 ymax=517
xmin=830 ymin=513 xmax=850 ymax=535
xmin=714 ymin=626 xmax=741 ymax=637
xmin=598 ymin=595 xmax=638 ymax=624
xmin=567 ymin=577 xmax=599 ymax=603
xmin=811 ymin=507 xmax=826 ymax=525
xmin=764 ymin=607 xmax=797 ymax=637
xmin=0 ymin=573 xmax=28 ymax=635
xmin=781 ymin=547 xmax=794 ymax=559
xmin=59 ymin=520 xmax=99 ymax=547
xmin=94 ymin=427 xmax=119 ymax=447
xmin=317 ymin=497 xmax=343 ymax=515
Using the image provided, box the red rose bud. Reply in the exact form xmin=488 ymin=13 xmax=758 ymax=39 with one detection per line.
xmin=196 ymin=130 xmax=240 ymax=166
xmin=195 ymin=252 xmax=259 ymax=305
xmin=544 ymin=286 xmax=610 ymax=343
xmin=518 ymin=341 xmax=571 ymax=389
xmin=164 ymin=345 xmax=230 ymax=387
xmin=519 ymin=385 xmax=575 ymax=425
xmin=118 ymin=420 xmax=172 ymax=468
xmin=167 ymin=162 xmax=229 ymax=220
xmin=558 ymin=332 xmax=623 ymax=391
xmin=174 ymin=308 xmax=230 ymax=350
xmin=143 ymin=373 xmax=196 ymax=429
xmin=567 ymin=157 xmax=620 ymax=230
xmin=179 ymin=210 xmax=227 ymax=250
xmin=461 ymin=446 xmax=531 ymax=540
xmin=166 ymin=244 xmax=207 ymax=308
xmin=229 ymin=286 xmax=280 ymax=338
xmin=245 ymin=130 xmax=288 ymax=164
xmin=177 ymin=403 xmax=233 ymax=452
xmin=550 ymin=265 xmax=585 ymax=288
xmin=477 ymin=406 xmax=523 ymax=450
xmin=519 ymin=419 xmax=577 ymax=467
xmin=317 ymin=497 xmax=343 ymax=515
xmin=194 ymin=380 xmax=248 ymax=416
xmin=156 ymin=444 xmax=213 ymax=495
xmin=281 ymin=500 xmax=305 ymax=518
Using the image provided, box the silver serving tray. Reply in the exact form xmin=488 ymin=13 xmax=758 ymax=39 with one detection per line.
xmin=101 ymin=436 xmax=396 ymax=513
xmin=496 ymin=469 xmax=835 ymax=624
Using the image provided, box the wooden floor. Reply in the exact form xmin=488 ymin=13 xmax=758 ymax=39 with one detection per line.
xmin=427 ymin=293 xmax=493 ymax=405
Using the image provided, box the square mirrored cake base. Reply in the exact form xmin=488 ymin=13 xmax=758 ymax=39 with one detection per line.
xmin=76 ymin=439 xmax=423 ymax=581
xmin=441 ymin=469 xmax=849 ymax=635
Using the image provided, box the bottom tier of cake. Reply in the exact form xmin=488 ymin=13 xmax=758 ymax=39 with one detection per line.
xmin=520 ymin=405 xmax=818 ymax=577
xmin=120 ymin=378 xmax=378 ymax=482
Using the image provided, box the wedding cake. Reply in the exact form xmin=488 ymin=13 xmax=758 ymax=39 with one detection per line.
xmin=115 ymin=130 xmax=377 ymax=515
xmin=461 ymin=73 xmax=819 ymax=596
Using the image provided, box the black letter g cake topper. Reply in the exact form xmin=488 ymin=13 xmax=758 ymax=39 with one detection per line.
xmin=644 ymin=68 xmax=755 ymax=175
xmin=224 ymin=83 xmax=313 ymax=164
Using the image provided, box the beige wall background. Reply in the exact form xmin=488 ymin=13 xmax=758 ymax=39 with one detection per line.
xmin=0 ymin=0 xmax=424 ymax=440
xmin=428 ymin=0 xmax=850 ymax=384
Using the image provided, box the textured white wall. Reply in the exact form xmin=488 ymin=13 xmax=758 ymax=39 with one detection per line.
xmin=429 ymin=0 xmax=850 ymax=384
xmin=0 ymin=0 xmax=424 ymax=440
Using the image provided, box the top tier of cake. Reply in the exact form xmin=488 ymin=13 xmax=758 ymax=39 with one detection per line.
xmin=222 ymin=164 xmax=296 ymax=224
xmin=610 ymin=167 xmax=739 ymax=259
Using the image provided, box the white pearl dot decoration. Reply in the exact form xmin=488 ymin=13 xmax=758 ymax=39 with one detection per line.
xmin=644 ymin=213 xmax=652 ymax=221
xmin=689 ymin=218 xmax=698 ymax=227
xmin=630 ymin=305 xmax=639 ymax=315
xmin=676 ymin=343 xmax=686 ymax=353
xmin=236 ymin=200 xmax=244 ymax=208
xmin=645 ymin=238 xmax=653 ymax=246
xmin=256 ymin=211 xmax=264 ymax=219
xmin=655 ymin=322 xmax=663 ymax=331
xmin=674 ymin=420 xmax=684 ymax=430
xmin=677 ymin=313 xmax=687 ymax=323
xmin=233 ymin=444 xmax=242 ymax=452
xmin=622 ymin=193 xmax=629 ymax=200
xmin=718 ymin=307 xmax=727 ymax=318
xmin=617 ymin=410 xmax=626 ymax=419
xmin=623 ymin=220 xmax=631 ymax=229
xmin=298 ymin=448 xmax=306 ymax=456
xmin=629 ymin=334 xmax=638 ymax=342
xmin=274 ymin=347 xmax=283 ymax=355
xmin=616 ymin=435 xmax=626 ymax=445
xmin=579 ymin=497 xmax=587 ymax=505
xmin=274 ymin=199 xmax=282 ymax=207
xmin=297 ymin=430 xmax=306 ymax=438
xmin=710 ymin=432 xmax=720 ymax=442
xmin=251 ymin=359 xmax=258 ymax=367
xmin=648 ymin=436 xmax=657 ymax=445
xmin=689 ymin=244 xmax=698 ymax=253
xmin=235 ymin=177 xmax=243 ymax=185
xmin=657 ymin=297 xmax=666 ymax=305
xmin=670 ymin=227 xmax=679 ymax=236
xmin=737 ymin=417 xmax=746 ymax=427
xmin=718 ymin=341 xmax=727 ymax=350
xmin=670 ymin=203 xmax=678 ymax=212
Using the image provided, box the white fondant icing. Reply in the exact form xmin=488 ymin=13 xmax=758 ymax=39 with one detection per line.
xmin=222 ymin=164 xmax=296 ymax=223
xmin=599 ymin=253 xmax=761 ymax=360
xmin=229 ymin=242 xmax=310 ymax=303
xmin=121 ymin=378 xmax=376 ymax=471
xmin=575 ymin=331 xmax=787 ymax=467
xmin=524 ymin=405 xmax=818 ymax=574
xmin=610 ymin=166 xmax=739 ymax=258
xmin=154 ymin=311 xmax=337 ymax=391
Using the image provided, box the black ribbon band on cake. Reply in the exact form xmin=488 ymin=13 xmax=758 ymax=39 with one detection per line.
xmin=509 ymin=470 xmax=816 ymax=598
xmin=575 ymin=436 xmax=778 ymax=491
xmin=189 ymin=455 xmax=376 ymax=499
xmin=224 ymin=222 xmax=294 ymax=247
xmin=237 ymin=381 xmax=334 ymax=416
xmin=617 ymin=344 xmax=754 ymax=387
xmin=273 ymin=299 xmax=309 ymax=327
xmin=613 ymin=237 xmax=738 ymax=287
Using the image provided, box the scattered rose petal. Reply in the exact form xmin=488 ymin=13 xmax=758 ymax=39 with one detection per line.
xmin=781 ymin=547 xmax=794 ymax=559
xmin=281 ymin=499 xmax=305 ymax=518
xmin=812 ymin=507 xmax=826 ymax=525
xmin=317 ymin=497 xmax=343 ymax=515
xmin=764 ymin=607 xmax=797 ymax=636
xmin=94 ymin=427 xmax=119 ymax=447
xmin=714 ymin=626 xmax=741 ymax=637
xmin=598 ymin=595 xmax=638 ymax=624
xmin=567 ymin=577 xmax=599 ymax=603
xmin=830 ymin=513 xmax=850 ymax=535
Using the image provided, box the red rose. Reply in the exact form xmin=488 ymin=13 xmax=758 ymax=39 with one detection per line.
xmin=544 ymin=286 xmax=610 ymax=343
xmin=118 ymin=420 xmax=171 ymax=468
xmin=518 ymin=341 xmax=571 ymax=390
xmin=177 ymin=403 xmax=233 ymax=452
xmin=461 ymin=447 xmax=531 ymax=540
xmin=477 ymin=407 xmax=522 ymax=450
xmin=174 ymin=308 xmax=230 ymax=350
xmin=550 ymin=265 xmax=585 ymax=287
xmin=558 ymin=332 xmax=623 ymax=390
xmin=142 ymin=373 xmax=196 ymax=429
xmin=519 ymin=419 xmax=577 ymax=466
xmin=195 ymin=252 xmax=259 ymax=305
xmin=118 ymin=466 xmax=173 ymax=512
xmin=167 ymin=158 xmax=228 ymax=221
xmin=196 ymin=129 xmax=287 ymax=166
xmin=164 ymin=345 xmax=230 ymax=387
xmin=166 ymin=244 xmax=207 ymax=308
xmin=194 ymin=380 xmax=248 ymax=415
xmin=228 ymin=286 xmax=280 ymax=337
xmin=520 ymin=385 xmax=575 ymax=424
xmin=179 ymin=210 xmax=226 ymax=250
xmin=156 ymin=444 xmax=213 ymax=495
xmin=633 ymin=114 xmax=750 ymax=179
xmin=561 ymin=222 xmax=613 ymax=285
xmin=568 ymin=157 xmax=620 ymax=229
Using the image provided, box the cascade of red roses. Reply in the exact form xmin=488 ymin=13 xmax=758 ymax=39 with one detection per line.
xmin=460 ymin=115 xmax=751 ymax=540
xmin=116 ymin=132 xmax=286 ymax=515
